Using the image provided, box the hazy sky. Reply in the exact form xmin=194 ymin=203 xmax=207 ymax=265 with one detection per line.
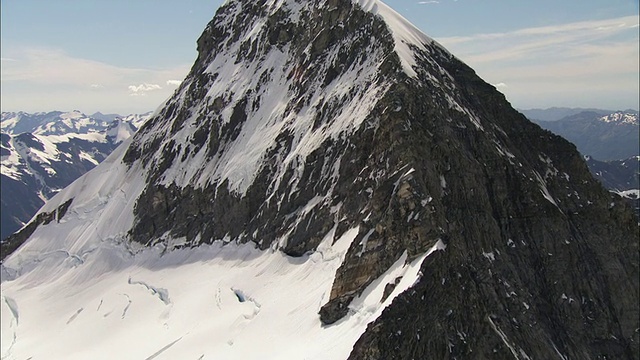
xmin=1 ymin=0 xmax=638 ymax=114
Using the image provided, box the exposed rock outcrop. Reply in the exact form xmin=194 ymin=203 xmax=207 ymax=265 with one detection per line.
xmin=4 ymin=0 xmax=637 ymax=358
xmin=118 ymin=1 xmax=639 ymax=357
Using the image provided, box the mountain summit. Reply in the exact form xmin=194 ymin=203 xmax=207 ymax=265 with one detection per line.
xmin=2 ymin=1 xmax=638 ymax=359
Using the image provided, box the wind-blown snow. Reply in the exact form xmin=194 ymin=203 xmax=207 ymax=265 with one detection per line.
xmin=354 ymin=0 xmax=433 ymax=77
xmin=615 ymin=189 xmax=639 ymax=199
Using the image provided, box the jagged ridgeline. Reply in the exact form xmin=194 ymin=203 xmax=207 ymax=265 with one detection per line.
xmin=4 ymin=0 xmax=638 ymax=358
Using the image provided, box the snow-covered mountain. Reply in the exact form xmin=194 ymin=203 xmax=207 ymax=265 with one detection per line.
xmin=1 ymin=110 xmax=151 ymax=137
xmin=2 ymin=111 xmax=107 ymax=136
xmin=1 ymin=1 xmax=637 ymax=359
xmin=598 ymin=111 xmax=639 ymax=126
xmin=0 ymin=110 xmax=151 ymax=239
xmin=530 ymin=110 xmax=639 ymax=161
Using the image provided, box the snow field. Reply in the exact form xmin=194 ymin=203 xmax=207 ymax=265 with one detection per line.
xmin=1 ymin=222 xmax=442 ymax=359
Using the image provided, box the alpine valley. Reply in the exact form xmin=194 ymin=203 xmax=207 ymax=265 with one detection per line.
xmin=1 ymin=1 xmax=638 ymax=359
xmin=0 ymin=111 xmax=151 ymax=239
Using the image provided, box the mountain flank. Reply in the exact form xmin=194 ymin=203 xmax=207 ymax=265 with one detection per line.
xmin=0 ymin=111 xmax=150 ymax=239
xmin=1 ymin=1 xmax=638 ymax=359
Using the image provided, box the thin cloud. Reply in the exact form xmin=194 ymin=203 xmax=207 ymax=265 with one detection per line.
xmin=0 ymin=47 xmax=189 ymax=87
xmin=166 ymin=79 xmax=182 ymax=86
xmin=439 ymin=15 xmax=639 ymax=46
xmin=437 ymin=15 xmax=639 ymax=65
xmin=418 ymin=1 xmax=439 ymax=4
xmin=128 ymin=83 xmax=162 ymax=96
xmin=0 ymin=47 xmax=191 ymax=112
xmin=435 ymin=15 xmax=639 ymax=110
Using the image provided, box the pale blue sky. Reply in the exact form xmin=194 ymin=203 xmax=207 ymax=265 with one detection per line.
xmin=1 ymin=0 xmax=638 ymax=114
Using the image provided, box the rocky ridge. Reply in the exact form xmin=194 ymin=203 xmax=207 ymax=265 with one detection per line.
xmin=121 ymin=0 xmax=639 ymax=356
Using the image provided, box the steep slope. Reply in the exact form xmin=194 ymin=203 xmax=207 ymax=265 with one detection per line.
xmin=1 ymin=0 xmax=638 ymax=359
xmin=0 ymin=111 xmax=150 ymax=239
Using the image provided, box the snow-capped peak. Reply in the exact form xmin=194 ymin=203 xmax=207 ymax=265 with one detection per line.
xmin=59 ymin=110 xmax=85 ymax=120
xmin=2 ymin=1 xmax=636 ymax=359
xmin=1 ymin=3 xmax=455 ymax=356
xmin=353 ymin=0 xmax=434 ymax=77
xmin=599 ymin=111 xmax=639 ymax=125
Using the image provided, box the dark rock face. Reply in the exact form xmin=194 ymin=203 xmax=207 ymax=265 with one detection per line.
xmin=118 ymin=0 xmax=637 ymax=358
xmin=124 ymin=0 xmax=402 ymax=256
xmin=346 ymin=51 xmax=639 ymax=359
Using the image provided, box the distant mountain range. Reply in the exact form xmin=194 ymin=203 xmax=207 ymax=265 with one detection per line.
xmin=2 ymin=108 xmax=637 ymax=240
xmin=585 ymin=155 xmax=639 ymax=216
xmin=585 ymin=156 xmax=640 ymax=191
xmin=518 ymin=107 xmax=636 ymax=122
xmin=525 ymin=110 xmax=638 ymax=161
xmin=1 ymin=110 xmax=151 ymax=239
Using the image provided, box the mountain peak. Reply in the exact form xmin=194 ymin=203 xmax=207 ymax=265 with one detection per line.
xmin=599 ymin=111 xmax=639 ymax=125
xmin=353 ymin=0 xmax=435 ymax=76
xmin=1 ymin=1 xmax=637 ymax=359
